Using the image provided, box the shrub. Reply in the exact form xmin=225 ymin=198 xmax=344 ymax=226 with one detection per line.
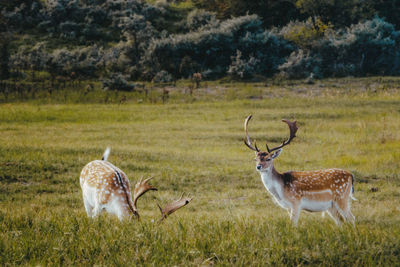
xmin=152 ymin=70 xmax=173 ymax=83
xmin=237 ymin=30 xmax=293 ymax=76
xmin=179 ymin=56 xmax=200 ymax=78
xmin=1 ymin=1 xmax=44 ymax=29
xmin=278 ymin=49 xmax=321 ymax=79
xmin=59 ymin=21 xmax=81 ymax=38
xmin=328 ymin=17 xmax=400 ymax=75
xmin=102 ymin=73 xmax=135 ymax=91
xmin=144 ymin=15 xmax=293 ymax=80
xmin=227 ymin=50 xmax=259 ymax=79
xmin=186 ymin=9 xmax=218 ymax=31
xmin=279 ymin=17 xmax=400 ymax=78
xmin=278 ymin=17 xmax=333 ymax=49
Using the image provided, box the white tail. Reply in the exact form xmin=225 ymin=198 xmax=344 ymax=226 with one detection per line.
xmin=244 ymin=115 xmax=356 ymax=226
xmin=350 ymin=184 xmax=357 ymax=201
xmin=102 ymin=147 xmax=111 ymax=161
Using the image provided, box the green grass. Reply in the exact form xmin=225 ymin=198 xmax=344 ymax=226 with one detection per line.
xmin=0 ymin=79 xmax=400 ymax=265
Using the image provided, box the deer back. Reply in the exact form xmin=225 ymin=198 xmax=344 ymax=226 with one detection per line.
xmin=284 ymin=169 xmax=353 ymax=198
xmin=80 ymin=160 xmax=133 ymax=206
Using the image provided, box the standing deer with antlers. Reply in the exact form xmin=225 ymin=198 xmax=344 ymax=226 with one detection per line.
xmin=244 ymin=115 xmax=356 ymax=226
xmin=80 ymin=148 xmax=191 ymax=220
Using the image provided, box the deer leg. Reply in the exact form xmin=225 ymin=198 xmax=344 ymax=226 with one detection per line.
xmin=326 ymin=209 xmax=340 ymax=226
xmin=290 ymin=204 xmax=301 ymax=226
xmin=112 ymin=206 xmax=125 ymax=221
xmin=336 ymin=195 xmax=355 ymax=226
xmin=83 ymin=198 xmax=94 ymax=217
xmin=346 ymin=192 xmax=356 ymax=226
xmin=327 ymin=206 xmax=344 ymax=226
xmin=334 ymin=202 xmax=347 ymax=220
xmin=105 ymin=198 xmax=127 ymax=221
xmin=345 ymin=210 xmax=355 ymax=227
xmin=342 ymin=202 xmax=356 ymax=226
xmin=344 ymin=210 xmax=355 ymax=226
xmin=92 ymin=202 xmax=102 ymax=218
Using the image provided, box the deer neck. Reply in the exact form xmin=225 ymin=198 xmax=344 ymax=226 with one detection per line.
xmin=259 ymin=165 xmax=286 ymax=204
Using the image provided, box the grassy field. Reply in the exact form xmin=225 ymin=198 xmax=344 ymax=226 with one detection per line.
xmin=0 ymin=78 xmax=400 ymax=265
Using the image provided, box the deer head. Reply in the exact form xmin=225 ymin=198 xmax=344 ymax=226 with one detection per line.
xmin=244 ymin=115 xmax=298 ymax=172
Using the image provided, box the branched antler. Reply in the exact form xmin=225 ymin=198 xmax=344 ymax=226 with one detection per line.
xmin=133 ymin=177 xmax=158 ymax=212
xmin=266 ymin=119 xmax=298 ymax=153
xmin=244 ymin=116 xmax=298 ymax=153
xmin=244 ymin=115 xmax=260 ymax=152
xmin=157 ymin=193 xmax=192 ymax=221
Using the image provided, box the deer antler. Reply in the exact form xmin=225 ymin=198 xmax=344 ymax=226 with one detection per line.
xmin=157 ymin=193 xmax=192 ymax=221
xmin=244 ymin=115 xmax=260 ymax=152
xmin=133 ymin=177 xmax=158 ymax=211
xmin=266 ymin=119 xmax=298 ymax=153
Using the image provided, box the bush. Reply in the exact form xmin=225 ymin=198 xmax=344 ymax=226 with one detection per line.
xmin=186 ymin=9 xmax=218 ymax=31
xmin=278 ymin=49 xmax=321 ymax=79
xmin=59 ymin=21 xmax=81 ymax=38
xmin=237 ymin=29 xmax=293 ymax=76
xmin=179 ymin=56 xmax=200 ymax=78
xmin=81 ymin=24 xmax=104 ymax=41
xmin=144 ymin=15 xmax=293 ymax=80
xmin=328 ymin=17 xmax=400 ymax=75
xmin=102 ymin=73 xmax=135 ymax=91
xmin=7 ymin=0 xmax=400 ymax=81
xmin=152 ymin=70 xmax=173 ymax=83
xmin=10 ymin=44 xmax=117 ymax=78
xmin=1 ymin=1 xmax=44 ymax=29
xmin=279 ymin=17 xmax=400 ymax=78
xmin=278 ymin=17 xmax=333 ymax=49
xmin=227 ymin=50 xmax=259 ymax=79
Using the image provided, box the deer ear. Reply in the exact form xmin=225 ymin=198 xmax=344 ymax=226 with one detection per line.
xmin=271 ymin=149 xmax=282 ymax=159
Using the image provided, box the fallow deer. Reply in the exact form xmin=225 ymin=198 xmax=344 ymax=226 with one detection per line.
xmin=244 ymin=115 xmax=356 ymax=226
xmin=80 ymin=148 xmax=192 ymax=221
xmin=79 ymin=148 xmax=157 ymax=220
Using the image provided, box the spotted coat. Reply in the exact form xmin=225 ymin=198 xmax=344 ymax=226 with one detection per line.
xmin=284 ymin=168 xmax=353 ymax=201
xmin=80 ymin=160 xmax=136 ymax=219
xmin=255 ymin=150 xmax=356 ymax=226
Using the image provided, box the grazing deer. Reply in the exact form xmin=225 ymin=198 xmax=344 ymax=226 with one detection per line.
xmin=244 ymin=115 xmax=356 ymax=226
xmin=79 ymin=148 xmax=157 ymax=220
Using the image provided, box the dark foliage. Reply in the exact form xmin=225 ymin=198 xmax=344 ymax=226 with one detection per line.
xmin=143 ymin=15 xmax=293 ymax=79
xmin=2 ymin=0 xmax=400 ymax=82
xmin=0 ymin=41 xmax=9 ymax=79
xmin=102 ymin=73 xmax=135 ymax=91
xmin=280 ymin=18 xmax=400 ymax=78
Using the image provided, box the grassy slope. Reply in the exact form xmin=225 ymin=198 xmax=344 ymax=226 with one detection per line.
xmin=0 ymin=80 xmax=399 ymax=265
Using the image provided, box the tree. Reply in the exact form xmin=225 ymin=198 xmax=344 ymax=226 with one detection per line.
xmin=118 ymin=14 xmax=156 ymax=63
